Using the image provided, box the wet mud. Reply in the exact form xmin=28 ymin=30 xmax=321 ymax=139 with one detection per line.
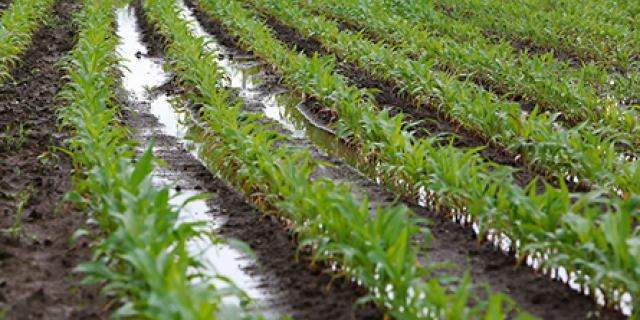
xmin=0 ymin=0 xmax=108 ymax=318
xmin=282 ymin=9 xmax=603 ymax=193
xmin=0 ymin=0 xmax=11 ymax=10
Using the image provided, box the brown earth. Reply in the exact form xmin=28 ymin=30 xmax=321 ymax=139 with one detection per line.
xmin=125 ymin=105 xmax=383 ymax=320
xmin=0 ymin=0 xmax=11 ymax=10
xmin=0 ymin=0 xmax=108 ymax=319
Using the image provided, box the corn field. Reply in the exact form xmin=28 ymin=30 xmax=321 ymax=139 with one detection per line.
xmin=0 ymin=0 xmax=637 ymax=319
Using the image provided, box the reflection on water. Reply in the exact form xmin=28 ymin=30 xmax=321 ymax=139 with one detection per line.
xmin=176 ymin=0 xmax=365 ymax=167
xmin=115 ymin=6 xmax=272 ymax=314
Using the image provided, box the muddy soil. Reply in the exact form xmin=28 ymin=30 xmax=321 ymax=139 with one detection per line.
xmin=213 ymin=2 xmax=588 ymax=194
xmin=0 ymin=0 xmax=11 ymax=10
xmin=132 ymin=121 xmax=382 ymax=320
xmin=182 ymin=1 xmax=625 ymax=318
xmin=0 ymin=0 xmax=108 ymax=319
xmin=126 ymin=4 xmax=383 ymax=319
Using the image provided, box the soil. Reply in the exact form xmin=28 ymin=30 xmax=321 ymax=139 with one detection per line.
xmin=0 ymin=0 xmax=108 ymax=319
xmin=127 ymin=3 xmax=384 ymax=319
xmin=0 ymin=0 xmax=10 ymax=10
xmin=327 ymin=18 xmax=640 ymax=157
xmin=125 ymin=108 xmax=384 ymax=319
xmin=175 ymin=1 xmax=626 ymax=318
xmin=268 ymin=12 xmax=596 ymax=192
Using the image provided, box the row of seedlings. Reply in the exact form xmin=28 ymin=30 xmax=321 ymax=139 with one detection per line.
xmin=0 ymin=0 xmax=54 ymax=83
xmin=299 ymin=0 xmax=639 ymax=121
xmin=195 ymin=0 xmax=639 ymax=314
xmin=57 ymin=0 xmax=259 ymax=318
xmin=244 ymin=0 xmax=640 ymax=197
xmin=379 ymin=0 xmax=640 ymax=108
xmin=429 ymin=0 xmax=639 ymax=73
xmin=140 ymin=0 xmax=527 ymax=318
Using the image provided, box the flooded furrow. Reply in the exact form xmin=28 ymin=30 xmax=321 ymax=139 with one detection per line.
xmin=116 ymin=6 xmax=272 ymax=315
xmin=117 ymin=5 xmax=385 ymax=319
xmin=177 ymin=1 xmax=630 ymax=318
xmin=175 ymin=1 xmax=363 ymax=168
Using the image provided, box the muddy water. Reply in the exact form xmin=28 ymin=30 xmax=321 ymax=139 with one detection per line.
xmin=174 ymin=1 xmax=364 ymax=168
xmin=115 ymin=6 xmax=275 ymax=316
xmin=186 ymin=9 xmax=634 ymax=313
xmin=116 ymin=5 xmax=390 ymax=320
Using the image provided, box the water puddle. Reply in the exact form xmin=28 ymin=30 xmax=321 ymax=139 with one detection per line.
xmin=172 ymin=4 xmax=635 ymax=315
xmin=115 ymin=6 xmax=273 ymax=315
xmin=176 ymin=0 xmax=365 ymax=164
xmin=168 ymin=189 xmax=264 ymax=300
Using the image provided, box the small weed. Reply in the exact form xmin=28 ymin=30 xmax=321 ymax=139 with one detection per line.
xmin=1 ymin=187 xmax=34 ymax=239
xmin=1 ymin=124 xmax=28 ymax=150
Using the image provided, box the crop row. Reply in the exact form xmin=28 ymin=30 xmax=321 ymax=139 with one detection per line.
xmin=0 ymin=0 xmax=54 ymax=83
xmin=300 ymin=0 xmax=639 ymax=124
xmin=381 ymin=0 xmax=640 ymax=104
xmin=473 ymin=0 xmax=638 ymax=24
xmin=430 ymin=0 xmax=639 ymax=72
xmin=195 ymin=0 xmax=640 ymax=314
xmin=55 ymin=0 xmax=257 ymax=318
xmin=246 ymin=0 xmax=640 ymax=198
xmin=140 ymin=0 xmax=529 ymax=318
xmin=438 ymin=0 xmax=639 ymax=31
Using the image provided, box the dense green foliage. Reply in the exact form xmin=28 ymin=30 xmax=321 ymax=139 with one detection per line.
xmin=300 ymin=0 xmax=639 ymax=126
xmin=3 ymin=0 xmax=629 ymax=316
xmin=430 ymin=0 xmax=639 ymax=73
xmin=249 ymin=0 xmax=640 ymax=197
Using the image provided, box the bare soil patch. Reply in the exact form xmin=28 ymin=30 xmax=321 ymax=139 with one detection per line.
xmin=0 ymin=0 xmax=108 ymax=318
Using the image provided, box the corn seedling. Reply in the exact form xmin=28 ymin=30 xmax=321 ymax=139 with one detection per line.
xmin=0 ymin=0 xmax=54 ymax=84
xmin=248 ymin=0 xmax=640 ymax=197
xmin=56 ymin=0 xmax=261 ymax=318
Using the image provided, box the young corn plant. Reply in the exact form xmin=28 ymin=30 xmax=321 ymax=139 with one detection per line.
xmin=196 ymin=0 xmax=640 ymax=314
xmin=386 ymin=0 xmax=640 ymax=111
xmin=141 ymin=0 xmax=526 ymax=318
xmin=389 ymin=0 xmax=640 ymax=120
xmin=57 ymin=0 xmax=260 ymax=318
xmin=0 ymin=0 xmax=54 ymax=83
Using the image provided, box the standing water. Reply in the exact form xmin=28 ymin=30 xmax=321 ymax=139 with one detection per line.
xmin=115 ymin=6 xmax=276 ymax=316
